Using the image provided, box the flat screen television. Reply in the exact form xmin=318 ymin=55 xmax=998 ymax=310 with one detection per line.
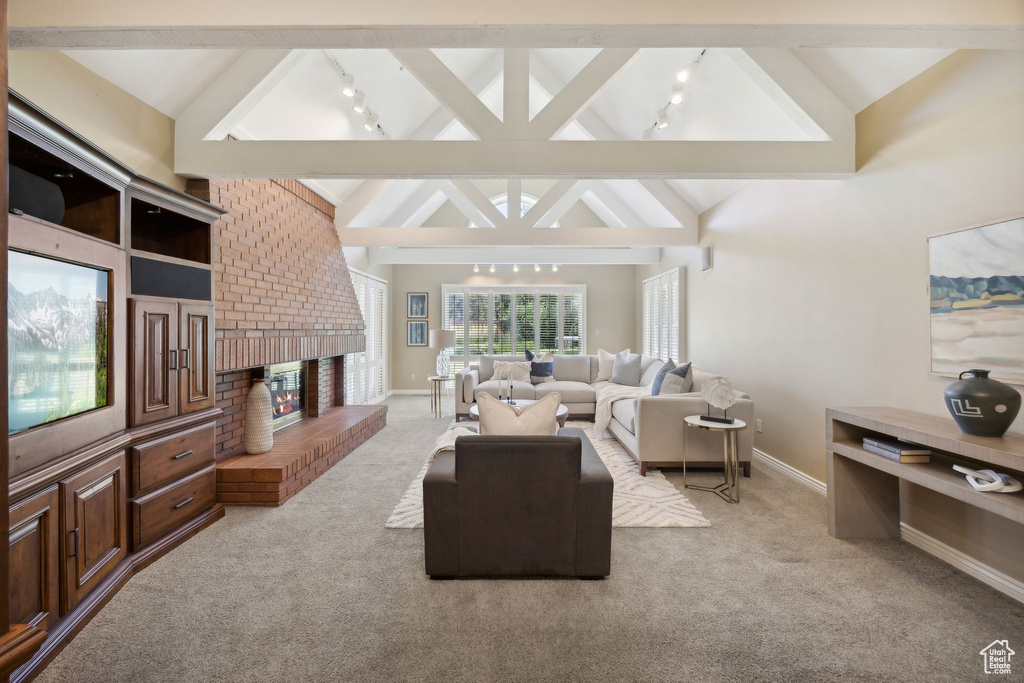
xmin=8 ymin=249 xmax=110 ymax=435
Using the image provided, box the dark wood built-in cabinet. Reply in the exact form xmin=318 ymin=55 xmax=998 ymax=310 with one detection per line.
xmin=4 ymin=91 xmax=227 ymax=682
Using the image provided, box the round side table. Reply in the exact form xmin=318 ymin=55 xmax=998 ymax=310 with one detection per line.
xmin=683 ymin=416 xmax=747 ymax=504
xmin=427 ymin=376 xmax=449 ymax=418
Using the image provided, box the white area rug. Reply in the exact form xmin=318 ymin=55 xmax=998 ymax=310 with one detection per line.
xmin=385 ymin=426 xmax=710 ymax=529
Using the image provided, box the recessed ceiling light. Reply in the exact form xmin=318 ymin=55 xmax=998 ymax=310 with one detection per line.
xmin=363 ymin=111 xmax=379 ymax=131
xmin=352 ymin=91 xmax=366 ymax=113
xmin=341 ymin=73 xmax=356 ymax=97
xmin=656 ymin=108 xmax=669 ymax=129
xmin=670 ymin=83 xmax=685 ymax=105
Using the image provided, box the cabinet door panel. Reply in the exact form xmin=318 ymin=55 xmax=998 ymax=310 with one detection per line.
xmin=179 ymin=303 xmax=215 ymax=414
xmin=9 ymin=487 xmax=60 ymax=630
xmin=131 ymin=298 xmax=179 ymax=426
xmin=61 ymin=452 xmax=128 ymax=612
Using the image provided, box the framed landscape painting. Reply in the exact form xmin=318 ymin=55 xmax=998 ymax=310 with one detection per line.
xmin=929 ymin=215 xmax=1024 ymax=384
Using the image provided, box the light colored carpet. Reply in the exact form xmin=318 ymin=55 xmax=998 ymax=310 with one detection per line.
xmin=34 ymin=396 xmax=1024 ymax=683
xmin=385 ymin=425 xmax=710 ymax=528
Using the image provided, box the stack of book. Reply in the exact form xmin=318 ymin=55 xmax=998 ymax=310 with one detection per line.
xmin=862 ymin=436 xmax=931 ymax=463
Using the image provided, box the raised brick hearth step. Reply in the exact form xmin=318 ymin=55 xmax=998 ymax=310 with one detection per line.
xmin=215 ymin=405 xmax=387 ymax=506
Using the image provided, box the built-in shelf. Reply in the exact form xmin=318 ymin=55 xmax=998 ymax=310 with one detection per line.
xmin=129 ymin=197 xmax=211 ymax=265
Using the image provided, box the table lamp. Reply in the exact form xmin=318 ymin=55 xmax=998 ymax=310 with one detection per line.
xmin=429 ymin=329 xmax=456 ymax=377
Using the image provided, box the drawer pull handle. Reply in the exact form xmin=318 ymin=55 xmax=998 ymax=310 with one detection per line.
xmin=173 ymin=450 xmax=193 ymax=461
xmin=68 ymin=528 xmax=79 ymax=558
xmin=174 ymin=496 xmax=194 ymax=510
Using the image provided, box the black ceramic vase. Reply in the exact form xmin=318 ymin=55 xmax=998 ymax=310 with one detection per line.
xmin=943 ymin=369 xmax=1021 ymax=438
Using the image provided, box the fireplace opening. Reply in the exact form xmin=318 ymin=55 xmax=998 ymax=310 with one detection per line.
xmin=268 ymin=361 xmax=307 ymax=431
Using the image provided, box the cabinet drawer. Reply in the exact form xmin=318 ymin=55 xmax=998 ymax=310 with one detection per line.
xmin=131 ymin=423 xmax=215 ymax=496
xmin=132 ymin=464 xmax=216 ymax=550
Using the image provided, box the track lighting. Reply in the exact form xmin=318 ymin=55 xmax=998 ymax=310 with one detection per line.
xmin=676 ymin=66 xmax=691 ymax=83
xmin=473 ymin=264 xmax=480 ymax=273
xmin=513 ymin=264 xmax=519 ymax=272
xmin=352 ymin=91 xmax=365 ymax=114
xmin=670 ymin=83 xmax=685 ymax=105
xmin=552 ymin=264 xmax=559 ymax=272
xmin=656 ymin=108 xmax=669 ymax=129
xmin=534 ymin=264 xmax=541 ymax=272
xmin=363 ymin=111 xmax=378 ymax=132
xmin=490 ymin=264 xmax=496 ymax=273
xmin=341 ymin=72 xmax=356 ymax=97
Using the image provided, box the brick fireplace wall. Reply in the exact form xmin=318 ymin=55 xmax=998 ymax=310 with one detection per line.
xmin=187 ymin=178 xmax=367 ymax=458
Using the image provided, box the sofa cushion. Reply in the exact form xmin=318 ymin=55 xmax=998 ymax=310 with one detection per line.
xmin=611 ymin=399 xmax=637 ymax=434
xmin=535 ymin=381 xmax=596 ymax=404
xmin=640 ymin=359 xmax=666 ymax=386
xmin=477 ymin=392 xmax=560 ymax=436
xmin=610 ymin=353 xmax=642 ymax=386
xmin=479 ymin=355 xmax=528 ymax=382
xmin=493 ymin=360 xmax=532 ymax=383
xmin=690 ymin=366 xmax=722 ymax=393
xmin=553 ymin=355 xmax=591 ymax=383
xmin=474 ymin=380 xmax=537 ymax=401
xmin=640 ymin=355 xmax=662 ymax=377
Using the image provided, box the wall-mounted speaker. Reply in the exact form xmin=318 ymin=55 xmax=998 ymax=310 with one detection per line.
xmin=700 ymin=245 xmax=713 ymax=272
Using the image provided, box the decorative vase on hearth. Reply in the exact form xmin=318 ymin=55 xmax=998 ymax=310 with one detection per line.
xmin=943 ymin=369 xmax=1021 ymax=438
xmin=245 ymin=377 xmax=274 ymax=454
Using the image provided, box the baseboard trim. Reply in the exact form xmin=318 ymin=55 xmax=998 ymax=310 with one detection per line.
xmin=900 ymin=523 xmax=1024 ymax=604
xmin=388 ymin=390 xmax=431 ymax=396
xmin=752 ymin=447 xmax=826 ymax=496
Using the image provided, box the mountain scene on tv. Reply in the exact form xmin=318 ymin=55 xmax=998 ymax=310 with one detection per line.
xmin=8 ymin=251 xmax=108 ymax=434
xmin=929 ymin=275 xmax=1024 ymax=313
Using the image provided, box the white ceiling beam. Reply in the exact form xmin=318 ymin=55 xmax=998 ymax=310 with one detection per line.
xmin=528 ymin=49 xmax=639 ymax=140
xmin=506 ymin=179 xmax=522 ymax=222
xmin=368 ymin=181 xmax=449 ymax=228
xmin=390 ymin=49 xmax=503 ymax=140
xmin=444 ymin=181 xmax=509 ymax=227
xmin=334 ymin=179 xmax=390 ymax=227
xmin=13 ymin=1 xmax=1023 ymax=49
xmin=368 ymin=246 xmax=662 ymax=266
xmin=726 ymin=48 xmax=854 ymax=141
xmin=338 ymin=225 xmax=697 ymax=247
xmin=637 ymin=180 xmax=698 ymax=229
xmin=409 ymin=50 xmax=504 ymax=140
xmin=175 ymin=49 xmax=300 ymax=142
xmin=519 ymin=180 xmax=582 ymax=228
xmin=503 ymin=49 xmax=530 ymax=139
xmin=579 ymin=185 xmax=640 ymax=228
xmin=175 ymin=139 xmax=854 ymax=179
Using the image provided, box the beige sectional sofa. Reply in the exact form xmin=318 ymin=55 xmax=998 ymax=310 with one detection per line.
xmin=455 ymin=354 xmax=754 ymax=477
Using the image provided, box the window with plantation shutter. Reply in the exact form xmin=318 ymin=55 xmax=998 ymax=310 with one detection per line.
xmin=442 ymin=285 xmax=585 ymax=367
xmin=641 ymin=268 xmax=681 ymax=361
xmin=345 ymin=270 xmax=388 ymax=404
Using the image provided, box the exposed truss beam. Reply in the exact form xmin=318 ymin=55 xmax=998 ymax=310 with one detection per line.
xmin=337 ymin=226 xmax=697 ymax=247
xmin=528 ymin=49 xmax=639 ymax=140
xmin=579 ymin=183 xmax=645 ymax=229
xmin=445 ymin=181 xmax=508 ymax=227
xmin=390 ymin=49 xmax=503 ymax=140
xmin=637 ymin=180 xmax=698 ymax=230
xmin=175 ymin=140 xmax=855 ymax=179
xmin=367 ymin=181 xmax=448 ymax=228
xmin=368 ymin=246 xmax=662 ymax=266
xmin=13 ymin=2 xmax=1023 ymax=49
xmin=335 ymin=179 xmax=390 ymax=227
xmin=175 ymin=49 xmax=299 ymax=142
xmin=506 ymin=179 xmax=522 ymax=222
xmin=503 ymin=49 xmax=530 ymax=139
xmin=519 ymin=180 xmax=582 ymax=228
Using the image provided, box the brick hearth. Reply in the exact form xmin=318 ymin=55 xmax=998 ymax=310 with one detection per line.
xmin=216 ymin=405 xmax=387 ymax=506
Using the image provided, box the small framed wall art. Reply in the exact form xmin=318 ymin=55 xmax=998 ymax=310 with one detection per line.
xmin=407 ymin=292 xmax=428 ymax=318
xmin=407 ymin=320 xmax=428 ymax=346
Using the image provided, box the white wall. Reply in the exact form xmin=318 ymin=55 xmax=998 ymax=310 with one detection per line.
xmin=681 ymin=50 xmax=1024 ymax=579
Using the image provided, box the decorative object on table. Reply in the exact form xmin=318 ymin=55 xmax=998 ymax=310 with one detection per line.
xmin=929 ymin=215 xmax=1024 ymax=384
xmin=244 ymin=377 xmax=273 ymax=454
xmin=493 ymin=360 xmax=530 ymax=403
xmin=683 ymin=415 xmax=746 ymax=503
xmin=942 ymin=369 xmax=1021 ymax=437
xmin=407 ymin=320 xmax=427 ymax=346
xmin=476 ymin=392 xmax=561 ymax=436
xmin=651 ymin=359 xmax=693 ymax=396
xmin=861 ymin=436 xmax=931 ymax=463
xmin=525 ymin=349 xmax=555 ymax=383
xmin=428 ymin=329 xmax=456 ymax=377
xmin=952 ymin=464 xmax=1023 ymax=493
xmin=407 ymin=292 xmax=428 ymax=318
xmin=701 ymin=376 xmax=737 ymax=424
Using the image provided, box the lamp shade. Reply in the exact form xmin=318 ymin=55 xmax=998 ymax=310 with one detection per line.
xmin=429 ymin=329 xmax=456 ymax=349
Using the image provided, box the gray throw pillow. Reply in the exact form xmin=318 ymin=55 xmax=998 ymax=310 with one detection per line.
xmin=655 ymin=362 xmax=693 ymax=395
xmin=609 ymin=352 xmax=642 ymax=386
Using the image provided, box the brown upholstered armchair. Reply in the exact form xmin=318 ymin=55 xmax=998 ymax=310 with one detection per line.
xmin=422 ymin=427 xmax=613 ymax=579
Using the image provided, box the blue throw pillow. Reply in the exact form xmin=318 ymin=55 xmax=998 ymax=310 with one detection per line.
xmin=652 ymin=360 xmax=691 ymax=396
xmin=525 ymin=349 xmax=554 ymax=383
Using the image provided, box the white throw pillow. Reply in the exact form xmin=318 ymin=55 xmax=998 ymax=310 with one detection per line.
xmin=597 ymin=348 xmax=630 ymax=382
xmin=640 ymin=360 xmax=666 ymax=386
xmin=477 ymin=392 xmax=561 ymax=436
xmin=492 ymin=360 xmax=532 ymax=383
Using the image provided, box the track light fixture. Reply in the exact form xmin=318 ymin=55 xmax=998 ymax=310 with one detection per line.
xmin=552 ymin=264 xmax=559 ymax=272
xmin=644 ymin=49 xmax=707 ymax=138
xmin=513 ymin=264 xmax=519 ymax=272
xmin=670 ymin=83 xmax=685 ymax=105
xmin=363 ymin=111 xmax=379 ymax=132
xmin=489 ymin=264 xmax=496 ymax=273
xmin=340 ymin=72 xmax=356 ymax=97
xmin=473 ymin=264 xmax=480 ymax=273
xmin=656 ymin=108 xmax=669 ymax=129
xmin=352 ymin=91 xmax=366 ymax=114
xmin=534 ymin=264 xmax=541 ymax=272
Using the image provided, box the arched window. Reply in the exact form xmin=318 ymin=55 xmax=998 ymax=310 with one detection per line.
xmin=469 ymin=193 xmax=559 ymax=227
